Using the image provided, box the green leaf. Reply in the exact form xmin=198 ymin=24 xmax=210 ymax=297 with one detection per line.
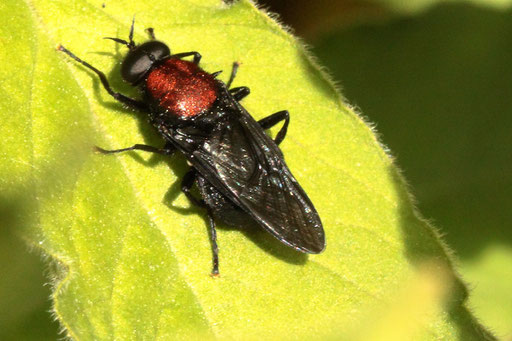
xmin=313 ymin=2 xmax=512 ymax=339
xmin=0 ymin=0 xmax=494 ymax=339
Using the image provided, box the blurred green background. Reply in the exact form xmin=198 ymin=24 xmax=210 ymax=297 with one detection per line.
xmin=1 ymin=0 xmax=511 ymax=339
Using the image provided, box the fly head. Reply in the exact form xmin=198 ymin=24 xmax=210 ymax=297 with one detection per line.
xmin=104 ymin=17 xmax=171 ymax=85
xmin=120 ymin=41 xmax=171 ymax=85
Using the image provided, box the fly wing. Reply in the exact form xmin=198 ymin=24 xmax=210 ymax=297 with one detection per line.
xmin=190 ymin=100 xmax=325 ymax=253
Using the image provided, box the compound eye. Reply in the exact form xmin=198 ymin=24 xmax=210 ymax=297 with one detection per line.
xmin=143 ymin=41 xmax=171 ymax=61
xmin=121 ymin=41 xmax=170 ymax=84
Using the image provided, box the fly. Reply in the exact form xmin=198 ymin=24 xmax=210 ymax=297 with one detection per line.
xmin=58 ymin=18 xmax=325 ymax=275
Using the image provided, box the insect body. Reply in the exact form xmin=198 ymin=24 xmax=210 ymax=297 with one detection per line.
xmin=59 ymin=20 xmax=325 ymax=275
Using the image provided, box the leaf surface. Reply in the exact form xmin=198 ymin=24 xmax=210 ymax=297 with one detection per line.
xmin=0 ymin=0 xmax=494 ymax=339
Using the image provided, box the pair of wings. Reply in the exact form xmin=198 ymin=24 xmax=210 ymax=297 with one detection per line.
xmin=170 ymin=85 xmax=325 ymax=253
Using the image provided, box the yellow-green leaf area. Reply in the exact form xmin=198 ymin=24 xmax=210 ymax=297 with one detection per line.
xmin=1 ymin=0 xmax=494 ymax=339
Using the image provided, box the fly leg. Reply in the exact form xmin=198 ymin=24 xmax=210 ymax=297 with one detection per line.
xmin=229 ymin=87 xmax=250 ymax=101
xmin=258 ymin=110 xmax=290 ymax=145
xmin=205 ymin=210 xmax=220 ymax=276
xmin=181 ymin=169 xmax=206 ymax=207
xmin=225 ymin=58 xmax=289 ymax=143
xmin=223 ymin=58 xmax=289 ymax=138
xmin=95 ymin=141 xmax=176 ymax=155
xmin=226 ymin=61 xmax=251 ymax=101
xmin=226 ymin=61 xmax=240 ymax=88
xmin=182 ymin=169 xmax=220 ymax=276
xmin=145 ymin=27 xmax=156 ymax=40
xmin=57 ymin=45 xmax=148 ymax=112
xmin=170 ymin=52 xmax=202 ymax=65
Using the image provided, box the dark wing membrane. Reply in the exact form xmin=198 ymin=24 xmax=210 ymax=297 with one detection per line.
xmin=190 ymin=98 xmax=325 ymax=253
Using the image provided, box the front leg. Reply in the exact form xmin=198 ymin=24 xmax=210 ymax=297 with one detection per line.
xmin=170 ymin=51 xmax=202 ymax=65
xmin=58 ymin=45 xmax=148 ymax=112
xmin=145 ymin=27 xmax=156 ymax=40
